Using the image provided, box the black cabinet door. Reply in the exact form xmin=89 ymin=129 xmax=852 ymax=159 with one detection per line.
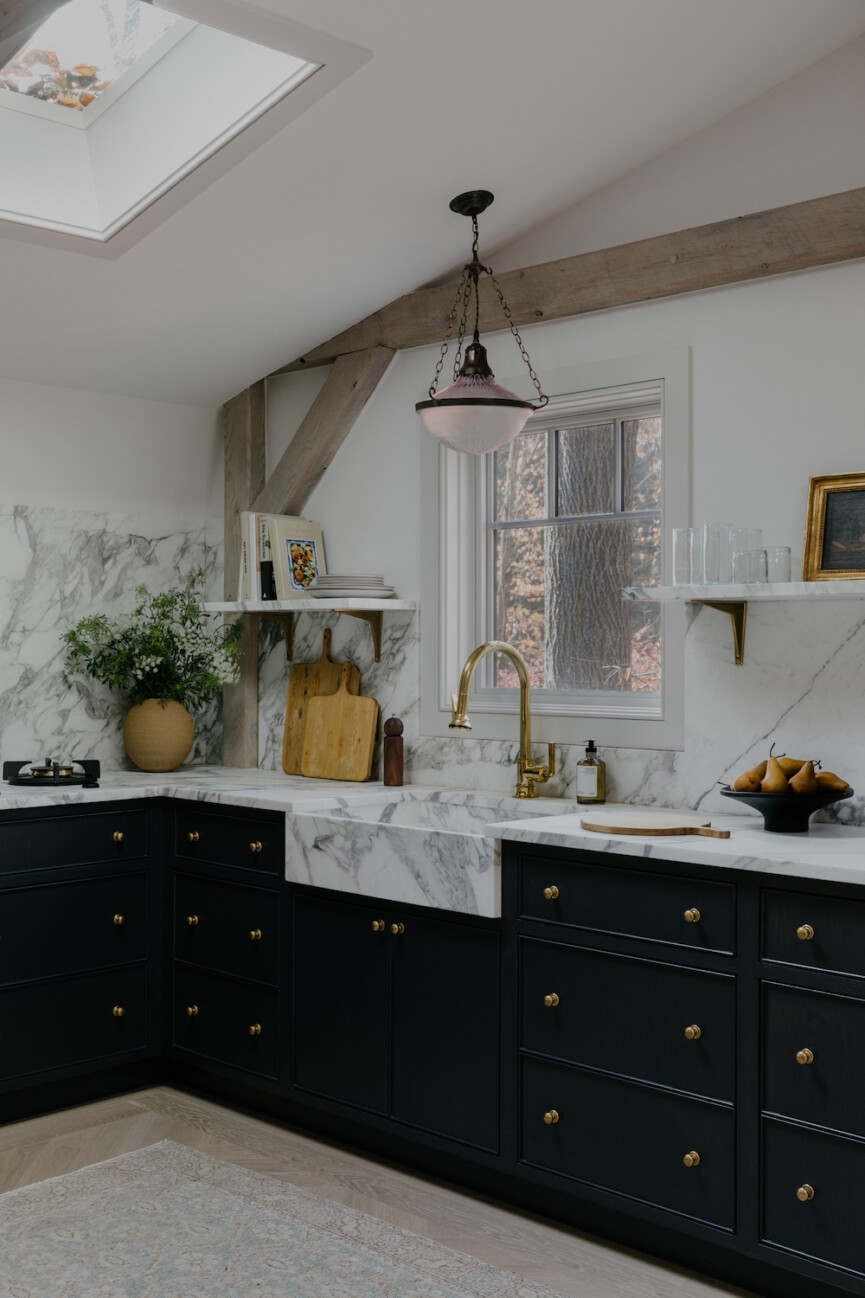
xmin=174 ymin=873 xmax=279 ymax=985
xmin=173 ymin=966 xmax=279 ymax=1079
xmin=174 ymin=806 xmax=282 ymax=875
xmin=292 ymin=893 xmax=389 ymax=1114
xmin=763 ymin=888 xmax=865 ymax=979
xmin=391 ymin=913 xmax=499 ymax=1152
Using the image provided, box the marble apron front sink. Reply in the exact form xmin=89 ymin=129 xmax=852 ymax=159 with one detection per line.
xmin=284 ymin=788 xmax=571 ymax=917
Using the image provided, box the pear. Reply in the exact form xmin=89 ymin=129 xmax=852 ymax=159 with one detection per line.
xmin=816 ymin=770 xmax=851 ymax=794
xmin=789 ymin=760 xmax=819 ymax=795
xmin=761 ymin=752 xmax=789 ymax=795
xmin=778 ymin=757 xmax=808 ymax=778
xmin=732 ymin=760 xmax=768 ymax=791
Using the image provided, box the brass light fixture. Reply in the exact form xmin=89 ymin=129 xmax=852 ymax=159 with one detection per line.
xmin=416 ymin=190 xmax=548 ymax=455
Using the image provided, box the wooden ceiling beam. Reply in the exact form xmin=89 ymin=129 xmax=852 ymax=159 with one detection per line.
xmin=272 ymin=186 xmax=865 ymax=375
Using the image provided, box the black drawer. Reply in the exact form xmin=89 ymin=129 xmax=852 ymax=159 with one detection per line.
xmin=0 ymin=872 xmax=147 ymax=986
xmin=521 ymin=1056 xmax=734 ymax=1229
xmin=0 ymin=965 xmax=147 ymax=1081
xmin=174 ymin=874 xmax=279 ymax=984
xmin=173 ymin=805 xmax=282 ymax=874
xmin=763 ymin=888 xmax=865 ymax=979
xmin=520 ymin=856 xmax=735 ymax=954
xmin=0 ymin=809 xmax=147 ymax=875
xmin=763 ymin=982 xmax=865 ymax=1139
xmin=521 ymin=938 xmax=735 ymax=1102
xmin=173 ymin=966 xmax=279 ymax=1079
xmin=762 ymin=1118 xmax=865 ymax=1276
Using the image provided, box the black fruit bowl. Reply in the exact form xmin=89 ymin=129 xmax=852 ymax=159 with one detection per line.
xmin=719 ymin=786 xmax=854 ymax=833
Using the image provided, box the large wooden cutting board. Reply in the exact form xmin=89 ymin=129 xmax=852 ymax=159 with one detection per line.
xmin=580 ymin=811 xmax=731 ymax=839
xmin=300 ymin=668 xmax=379 ymax=782
xmin=282 ymin=630 xmax=361 ymax=775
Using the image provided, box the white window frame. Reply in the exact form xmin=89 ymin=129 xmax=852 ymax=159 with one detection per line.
xmin=419 ymin=346 xmax=690 ymax=750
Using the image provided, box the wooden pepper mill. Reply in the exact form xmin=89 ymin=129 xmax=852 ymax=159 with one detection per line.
xmin=383 ymin=716 xmax=404 ymax=787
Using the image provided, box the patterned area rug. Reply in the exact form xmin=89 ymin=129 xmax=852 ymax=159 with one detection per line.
xmin=0 ymin=1140 xmax=567 ymax=1297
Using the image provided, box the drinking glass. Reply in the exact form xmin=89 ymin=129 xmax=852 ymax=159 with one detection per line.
xmin=765 ymin=546 xmax=792 ymax=582
xmin=732 ymin=549 xmax=768 ymax=583
xmin=703 ymin=524 xmax=735 ymax=583
xmin=673 ymin=528 xmax=704 ymax=585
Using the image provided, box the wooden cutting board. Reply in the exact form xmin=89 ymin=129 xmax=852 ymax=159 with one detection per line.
xmin=282 ymin=630 xmax=361 ymax=775
xmin=580 ymin=811 xmax=731 ymax=839
xmin=300 ymin=668 xmax=379 ymax=782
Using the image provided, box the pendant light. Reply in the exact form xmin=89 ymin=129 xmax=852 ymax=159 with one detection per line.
xmin=416 ymin=190 xmax=548 ymax=455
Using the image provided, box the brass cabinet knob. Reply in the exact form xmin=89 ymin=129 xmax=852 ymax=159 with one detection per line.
xmin=249 ymin=1023 xmax=262 ymax=1036
xmin=797 ymin=1184 xmax=815 ymax=1201
xmin=113 ymin=832 xmax=124 ymax=843
xmin=186 ymin=915 xmax=199 ymax=927
xmin=796 ymin=924 xmax=815 ymax=941
xmin=113 ymin=914 xmax=124 ymax=926
xmin=250 ymin=841 xmax=262 ymax=853
xmin=390 ymin=922 xmax=405 ymax=935
xmin=683 ymin=1151 xmax=701 ymax=1168
xmin=371 ymin=920 xmax=385 ymax=932
xmin=684 ymin=1024 xmax=702 ymax=1040
xmin=543 ymin=993 xmax=560 ymax=1008
xmin=187 ymin=831 xmax=199 ymax=843
xmin=543 ymin=1110 xmax=560 ymax=1125
xmin=186 ymin=1005 xmax=198 ymax=1017
xmin=683 ymin=908 xmax=701 ymax=924
xmin=112 ymin=1005 xmax=124 ymax=1017
xmin=249 ymin=929 xmax=262 ymax=941
xmin=543 ymin=886 xmax=559 ymax=900
xmin=796 ymin=1048 xmax=815 ymax=1065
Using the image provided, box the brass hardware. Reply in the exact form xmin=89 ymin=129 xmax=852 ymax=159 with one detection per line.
xmin=797 ymin=1184 xmax=815 ymax=1202
xmin=684 ymin=908 xmax=701 ymax=924
xmin=249 ymin=929 xmax=262 ymax=941
xmin=796 ymin=924 xmax=815 ymax=941
xmin=690 ymin=599 xmax=747 ymax=666
xmin=449 ymin=641 xmax=555 ymax=797
xmin=796 ymin=1048 xmax=814 ymax=1066
xmin=543 ymin=886 xmax=559 ymax=900
xmin=113 ymin=832 xmax=124 ymax=843
xmin=249 ymin=1023 xmax=261 ymax=1036
xmin=543 ymin=993 xmax=559 ymax=1008
xmin=186 ymin=1005 xmax=198 ymax=1017
xmin=187 ymin=831 xmax=199 ymax=843
xmin=683 ymin=1151 xmax=701 ymax=1168
xmin=543 ymin=1110 xmax=559 ymax=1125
xmin=186 ymin=915 xmax=199 ymax=927
xmin=684 ymin=1025 xmax=702 ymax=1040
xmin=371 ymin=920 xmax=385 ymax=932
xmin=113 ymin=914 xmax=124 ymax=926
xmin=112 ymin=1006 xmax=124 ymax=1017
xmin=390 ymin=922 xmax=405 ymax=935
xmin=335 ymin=609 xmax=384 ymax=663
xmin=250 ymin=841 xmax=263 ymax=853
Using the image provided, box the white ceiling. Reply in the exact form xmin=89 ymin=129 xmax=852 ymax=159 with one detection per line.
xmin=1 ymin=0 xmax=863 ymax=407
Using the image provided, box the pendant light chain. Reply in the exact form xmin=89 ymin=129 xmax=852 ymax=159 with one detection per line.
xmin=428 ymin=264 xmax=469 ymax=399
xmin=489 ymin=271 xmax=549 ymax=408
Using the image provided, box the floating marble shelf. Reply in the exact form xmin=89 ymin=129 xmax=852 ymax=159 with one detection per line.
xmin=621 ymin=580 xmax=865 ymax=665
xmin=204 ymin=599 xmax=416 ymax=662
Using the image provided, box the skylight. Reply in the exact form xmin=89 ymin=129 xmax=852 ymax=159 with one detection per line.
xmin=0 ymin=0 xmax=180 ymax=113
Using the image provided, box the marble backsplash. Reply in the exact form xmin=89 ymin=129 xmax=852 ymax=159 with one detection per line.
xmin=0 ymin=503 xmax=223 ymax=770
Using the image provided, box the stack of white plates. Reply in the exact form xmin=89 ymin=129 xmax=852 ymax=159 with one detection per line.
xmin=309 ymin=574 xmax=396 ymax=599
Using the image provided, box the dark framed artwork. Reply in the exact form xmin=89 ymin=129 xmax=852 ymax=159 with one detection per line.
xmin=803 ymin=473 xmax=865 ymax=580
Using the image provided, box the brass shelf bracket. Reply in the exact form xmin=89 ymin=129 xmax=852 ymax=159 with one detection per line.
xmin=335 ymin=609 xmax=383 ymax=662
xmin=260 ymin=611 xmax=295 ymax=660
xmin=691 ymin=600 xmax=748 ymax=665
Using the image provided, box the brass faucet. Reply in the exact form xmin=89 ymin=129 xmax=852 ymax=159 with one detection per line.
xmin=449 ymin=641 xmax=556 ymax=799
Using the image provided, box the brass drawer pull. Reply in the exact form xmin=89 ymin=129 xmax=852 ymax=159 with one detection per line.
xmin=250 ymin=841 xmax=263 ymax=853
xmin=391 ymin=922 xmax=405 ymax=935
xmin=112 ymin=1005 xmax=124 ymax=1017
xmin=186 ymin=1005 xmax=198 ymax=1017
xmin=796 ymin=924 xmax=815 ymax=941
xmin=543 ymin=1109 xmax=559 ymax=1125
xmin=797 ymin=1184 xmax=815 ymax=1201
xmin=371 ymin=920 xmax=385 ymax=932
xmin=249 ymin=929 xmax=262 ymax=941
xmin=796 ymin=1048 xmax=814 ymax=1065
xmin=543 ymin=886 xmax=559 ymax=900
xmin=543 ymin=993 xmax=559 ymax=1008
xmin=249 ymin=1023 xmax=262 ymax=1036
xmin=683 ymin=908 xmax=701 ymax=924
xmin=187 ymin=831 xmax=199 ymax=843
xmin=684 ymin=1024 xmax=702 ymax=1040
xmin=113 ymin=914 xmax=124 ymax=926
xmin=683 ymin=1151 xmax=701 ymax=1168
xmin=113 ymin=832 xmax=124 ymax=843
xmin=186 ymin=915 xmax=199 ymax=927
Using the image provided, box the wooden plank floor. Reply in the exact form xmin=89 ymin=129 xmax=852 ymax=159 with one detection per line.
xmin=0 ymin=1086 xmax=758 ymax=1298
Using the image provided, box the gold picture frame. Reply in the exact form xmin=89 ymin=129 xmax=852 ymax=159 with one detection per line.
xmin=803 ymin=473 xmax=865 ymax=580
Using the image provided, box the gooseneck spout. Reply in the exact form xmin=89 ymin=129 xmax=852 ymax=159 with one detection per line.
xmin=450 ymin=641 xmax=555 ymax=799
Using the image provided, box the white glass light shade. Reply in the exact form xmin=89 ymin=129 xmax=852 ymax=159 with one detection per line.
xmin=416 ymin=374 xmax=533 ymax=455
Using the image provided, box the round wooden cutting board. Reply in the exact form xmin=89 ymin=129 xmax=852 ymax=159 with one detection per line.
xmin=580 ymin=810 xmax=731 ymax=839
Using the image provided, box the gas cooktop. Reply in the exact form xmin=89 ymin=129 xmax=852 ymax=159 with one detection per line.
xmin=3 ymin=759 xmax=100 ymax=789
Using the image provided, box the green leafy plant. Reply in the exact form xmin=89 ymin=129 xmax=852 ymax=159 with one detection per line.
xmin=63 ymin=572 xmax=243 ymax=711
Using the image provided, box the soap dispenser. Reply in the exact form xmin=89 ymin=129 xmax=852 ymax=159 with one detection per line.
xmin=576 ymin=739 xmax=606 ymax=805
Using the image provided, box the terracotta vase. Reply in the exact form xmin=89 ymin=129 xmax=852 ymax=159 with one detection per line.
xmin=123 ymin=698 xmax=194 ymax=772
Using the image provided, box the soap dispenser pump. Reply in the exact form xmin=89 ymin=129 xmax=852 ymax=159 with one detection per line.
xmin=576 ymin=739 xmax=606 ymax=805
